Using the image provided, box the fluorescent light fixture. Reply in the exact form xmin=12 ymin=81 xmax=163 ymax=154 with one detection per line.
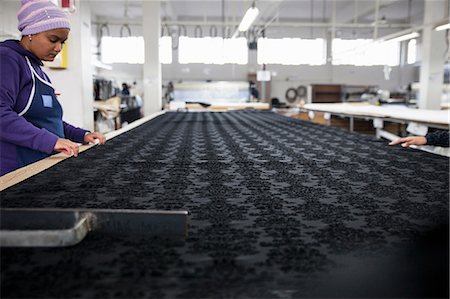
xmin=238 ymin=4 xmax=259 ymax=32
xmin=386 ymin=32 xmax=419 ymax=43
xmin=435 ymin=23 xmax=450 ymax=31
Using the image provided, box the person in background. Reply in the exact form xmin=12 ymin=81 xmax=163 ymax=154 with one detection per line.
xmin=0 ymin=0 xmax=106 ymax=176
xmin=163 ymin=81 xmax=174 ymax=104
xmin=121 ymin=82 xmax=130 ymax=96
xmin=249 ymin=81 xmax=259 ymax=102
xmin=389 ymin=131 xmax=449 ymax=148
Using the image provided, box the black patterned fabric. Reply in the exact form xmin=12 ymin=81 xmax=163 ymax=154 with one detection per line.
xmin=1 ymin=111 xmax=449 ymax=298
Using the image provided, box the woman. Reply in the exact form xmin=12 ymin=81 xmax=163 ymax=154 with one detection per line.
xmin=0 ymin=0 xmax=106 ymax=176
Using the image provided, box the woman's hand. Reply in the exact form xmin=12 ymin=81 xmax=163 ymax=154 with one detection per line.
xmin=54 ymin=138 xmax=79 ymax=156
xmin=389 ymin=136 xmax=427 ymax=147
xmin=84 ymin=132 xmax=106 ymax=145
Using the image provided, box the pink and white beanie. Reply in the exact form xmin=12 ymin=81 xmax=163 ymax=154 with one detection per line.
xmin=18 ymin=0 xmax=70 ymax=35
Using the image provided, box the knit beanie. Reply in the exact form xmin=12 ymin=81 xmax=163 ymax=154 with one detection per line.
xmin=18 ymin=0 xmax=71 ymax=35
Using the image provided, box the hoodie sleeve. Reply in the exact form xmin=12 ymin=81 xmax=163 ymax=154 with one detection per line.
xmin=425 ymin=131 xmax=449 ymax=147
xmin=0 ymin=53 xmax=58 ymax=154
xmin=63 ymin=121 xmax=89 ymax=144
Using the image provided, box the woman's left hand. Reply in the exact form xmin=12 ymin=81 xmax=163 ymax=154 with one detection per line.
xmin=84 ymin=132 xmax=106 ymax=145
xmin=389 ymin=136 xmax=426 ymax=147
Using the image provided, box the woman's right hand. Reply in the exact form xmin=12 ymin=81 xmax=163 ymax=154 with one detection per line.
xmin=54 ymin=138 xmax=79 ymax=157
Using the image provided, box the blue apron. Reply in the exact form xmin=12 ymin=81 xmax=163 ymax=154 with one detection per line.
xmin=16 ymin=57 xmax=65 ymax=168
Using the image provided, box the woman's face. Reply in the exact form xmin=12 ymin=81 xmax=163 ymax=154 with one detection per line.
xmin=24 ymin=28 xmax=69 ymax=61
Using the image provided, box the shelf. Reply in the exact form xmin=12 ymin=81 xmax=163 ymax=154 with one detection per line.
xmin=311 ymin=84 xmax=341 ymax=103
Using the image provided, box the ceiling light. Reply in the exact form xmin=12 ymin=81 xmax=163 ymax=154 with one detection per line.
xmin=386 ymin=32 xmax=419 ymax=43
xmin=238 ymin=2 xmax=259 ymax=32
xmin=435 ymin=23 xmax=450 ymax=31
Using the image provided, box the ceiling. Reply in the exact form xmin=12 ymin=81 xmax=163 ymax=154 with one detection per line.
xmin=90 ymin=0 xmax=427 ymax=38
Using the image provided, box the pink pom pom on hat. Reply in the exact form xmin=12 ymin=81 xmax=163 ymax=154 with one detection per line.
xmin=18 ymin=0 xmax=70 ymax=35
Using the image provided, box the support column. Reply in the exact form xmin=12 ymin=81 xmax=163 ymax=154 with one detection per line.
xmin=143 ymin=1 xmax=162 ymax=115
xmin=418 ymin=0 xmax=446 ymax=110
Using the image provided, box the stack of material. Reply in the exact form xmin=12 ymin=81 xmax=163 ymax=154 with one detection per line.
xmin=93 ymin=96 xmax=121 ymax=133
xmin=93 ymin=96 xmax=121 ymax=119
xmin=1 ymin=111 xmax=448 ymax=298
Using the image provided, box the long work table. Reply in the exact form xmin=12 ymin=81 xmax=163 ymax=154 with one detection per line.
xmin=302 ymin=102 xmax=450 ymax=155
xmin=304 ymin=102 xmax=449 ymax=127
xmin=1 ymin=111 xmax=448 ymax=298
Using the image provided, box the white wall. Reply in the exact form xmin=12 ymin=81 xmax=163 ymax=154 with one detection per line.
xmin=46 ymin=1 xmax=94 ymax=130
xmin=91 ymin=47 xmax=417 ymax=104
xmin=89 ymin=19 xmax=418 ymax=105
xmin=271 ymin=65 xmax=417 ymax=103
xmin=0 ymin=0 xmax=21 ymax=41
xmin=161 ymin=50 xmax=417 ymax=102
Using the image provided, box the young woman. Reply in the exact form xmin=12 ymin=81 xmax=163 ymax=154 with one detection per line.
xmin=0 ymin=0 xmax=106 ymax=176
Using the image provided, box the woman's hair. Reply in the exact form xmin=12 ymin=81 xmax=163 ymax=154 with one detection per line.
xmin=17 ymin=0 xmax=70 ymax=36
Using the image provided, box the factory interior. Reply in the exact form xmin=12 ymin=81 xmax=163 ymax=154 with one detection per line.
xmin=0 ymin=0 xmax=449 ymax=298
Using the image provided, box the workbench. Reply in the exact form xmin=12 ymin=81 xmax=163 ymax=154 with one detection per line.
xmin=301 ymin=102 xmax=450 ymax=155
xmin=304 ymin=102 xmax=448 ymax=128
xmin=1 ymin=111 xmax=448 ymax=298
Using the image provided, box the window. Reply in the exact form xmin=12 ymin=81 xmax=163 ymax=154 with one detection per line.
xmin=257 ymin=38 xmax=326 ymax=65
xmin=332 ymin=38 xmax=400 ymax=66
xmin=223 ymin=38 xmax=248 ymax=65
xmin=101 ymin=36 xmax=145 ymax=64
xmin=178 ymin=37 xmax=248 ymax=64
xmin=407 ymin=39 xmax=417 ymax=64
xmin=101 ymin=36 xmax=172 ymax=64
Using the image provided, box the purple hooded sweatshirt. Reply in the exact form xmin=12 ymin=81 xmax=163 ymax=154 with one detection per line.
xmin=0 ymin=39 xmax=88 ymax=176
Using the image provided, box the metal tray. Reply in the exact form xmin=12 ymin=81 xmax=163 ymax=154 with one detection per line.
xmin=0 ymin=208 xmax=189 ymax=247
